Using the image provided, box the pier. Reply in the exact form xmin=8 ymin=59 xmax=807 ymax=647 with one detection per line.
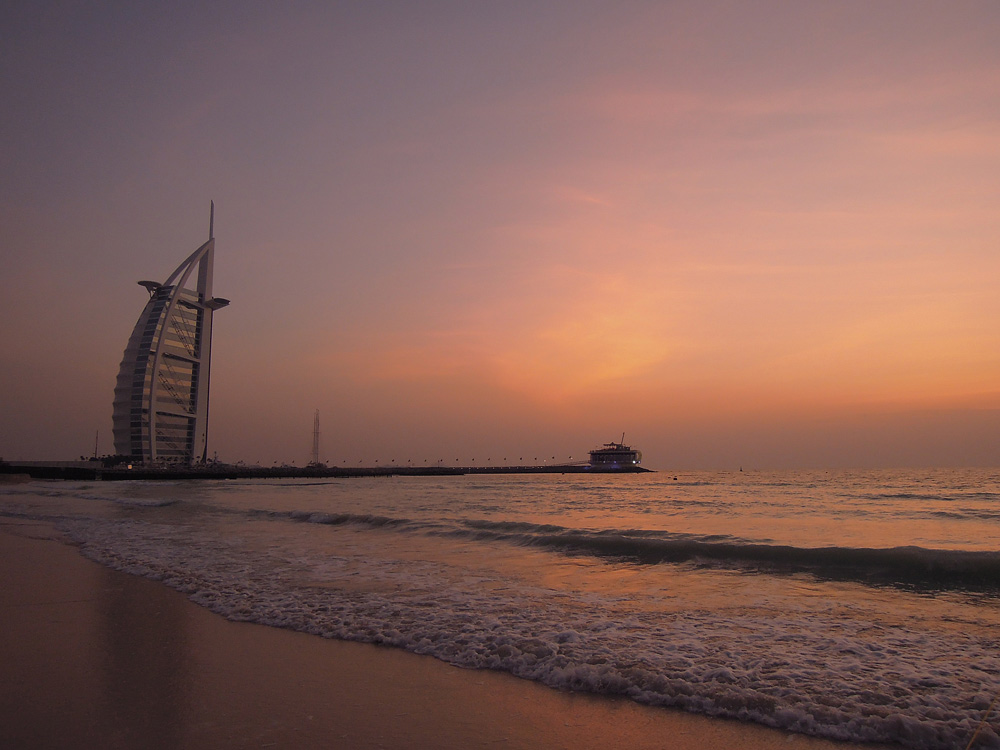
xmin=1 ymin=461 xmax=651 ymax=482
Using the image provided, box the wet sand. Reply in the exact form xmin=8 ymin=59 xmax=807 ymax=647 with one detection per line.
xmin=0 ymin=519 xmax=891 ymax=750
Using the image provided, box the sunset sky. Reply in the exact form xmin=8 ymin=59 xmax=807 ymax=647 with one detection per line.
xmin=2 ymin=1 xmax=998 ymax=469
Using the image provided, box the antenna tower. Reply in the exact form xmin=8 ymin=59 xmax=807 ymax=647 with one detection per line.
xmin=311 ymin=410 xmax=321 ymax=466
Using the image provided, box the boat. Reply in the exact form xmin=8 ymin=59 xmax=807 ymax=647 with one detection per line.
xmin=588 ymin=434 xmax=642 ymax=469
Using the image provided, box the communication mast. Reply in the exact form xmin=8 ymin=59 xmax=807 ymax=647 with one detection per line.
xmin=310 ymin=410 xmax=321 ymax=466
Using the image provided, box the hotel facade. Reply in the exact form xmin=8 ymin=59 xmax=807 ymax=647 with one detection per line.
xmin=112 ymin=206 xmax=229 ymax=464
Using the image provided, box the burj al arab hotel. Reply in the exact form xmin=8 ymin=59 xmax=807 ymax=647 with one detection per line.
xmin=112 ymin=204 xmax=229 ymax=465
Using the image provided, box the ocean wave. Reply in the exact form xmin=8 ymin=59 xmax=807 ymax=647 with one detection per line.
xmin=462 ymin=518 xmax=566 ymax=534
xmin=929 ymin=508 xmax=1000 ymax=521
xmin=249 ymin=508 xmax=416 ymax=528
xmin=506 ymin=529 xmax=1000 ymax=591
xmin=866 ymin=491 xmax=1000 ymax=504
xmin=453 ymin=516 xmax=1000 ymax=591
xmin=59 ymin=515 xmax=1000 ymax=750
xmin=252 ymin=509 xmax=1000 ymax=593
xmin=0 ymin=483 xmax=178 ymax=507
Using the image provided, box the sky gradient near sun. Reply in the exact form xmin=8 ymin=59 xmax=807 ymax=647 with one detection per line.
xmin=2 ymin=1 xmax=999 ymax=469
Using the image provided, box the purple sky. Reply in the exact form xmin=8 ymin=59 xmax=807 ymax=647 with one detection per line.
xmin=2 ymin=1 xmax=999 ymax=469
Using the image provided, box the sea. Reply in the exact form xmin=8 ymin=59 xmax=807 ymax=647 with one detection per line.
xmin=3 ymin=468 xmax=999 ymax=749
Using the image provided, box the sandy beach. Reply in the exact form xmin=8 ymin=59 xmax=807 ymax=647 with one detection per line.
xmin=0 ymin=517 xmax=899 ymax=750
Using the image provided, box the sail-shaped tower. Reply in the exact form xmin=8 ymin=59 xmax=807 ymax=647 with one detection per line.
xmin=112 ymin=204 xmax=229 ymax=464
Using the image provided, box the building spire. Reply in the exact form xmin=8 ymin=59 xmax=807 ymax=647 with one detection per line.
xmin=209 ymin=200 xmax=215 ymax=240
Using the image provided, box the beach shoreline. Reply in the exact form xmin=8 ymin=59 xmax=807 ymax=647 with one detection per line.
xmin=0 ymin=518 xmax=896 ymax=750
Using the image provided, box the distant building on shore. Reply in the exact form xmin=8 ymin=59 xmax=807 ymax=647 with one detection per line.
xmin=111 ymin=204 xmax=229 ymax=465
